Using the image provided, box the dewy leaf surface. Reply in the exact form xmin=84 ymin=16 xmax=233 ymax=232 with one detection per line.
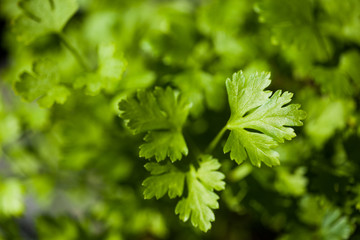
xmin=175 ymin=155 xmax=225 ymax=232
xmin=143 ymin=162 xmax=185 ymax=199
xmin=14 ymin=59 xmax=70 ymax=108
xmin=119 ymin=87 xmax=190 ymax=162
xmin=224 ymin=71 xmax=306 ymax=167
xmin=13 ymin=0 xmax=78 ymax=44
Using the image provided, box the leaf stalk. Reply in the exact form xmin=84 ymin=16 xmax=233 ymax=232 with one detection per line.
xmin=205 ymin=126 xmax=227 ymax=154
xmin=58 ymin=33 xmax=90 ymax=71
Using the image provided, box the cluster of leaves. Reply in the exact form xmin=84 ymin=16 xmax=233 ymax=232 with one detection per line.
xmin=0 ymin=0 xmax=360 ymax=239
xmin=118 ymin=70 xmax=305 ymax=231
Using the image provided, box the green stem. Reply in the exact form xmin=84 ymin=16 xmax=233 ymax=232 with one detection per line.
xmin=58 ymin=33 xmax=90 ymax=71
xmin=205 ymin=126 xmax=228 ymax=154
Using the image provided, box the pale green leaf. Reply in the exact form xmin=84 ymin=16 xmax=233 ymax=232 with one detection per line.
xmin=229 ymin=90 xmax=305 ymax=143
xmin=143 ymin=162 xmax=185 ymax=199
xmin=224 ymin=128 xmax=279 ymax=166
xmin=196 ymin=155 xmax=226 ymax=191
xmin=226 ymin=71 xmax=272 ymax=121
xmin=224 ymin=71 xmax=306 ymax=167
xmin=13 ymin=0 xmax=78 ymax=44
xmin=175 ymin=155 xmax=225 ymax=232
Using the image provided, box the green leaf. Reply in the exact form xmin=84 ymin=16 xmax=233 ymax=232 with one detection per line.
xmin=119 ymin=87 xmax=190 ymax=161
xmin=74 ymin=43 xmax=127 ymax=95
xmin=14 ymin=59 xmax=70 ymax=108
xmin=224 ymin=71 xmax=306 ymax=167
xmin=224 ymin=128 xmax=280 ymax=166
xmin=196 ymin=155 xmax=226 ymax=191
xmin=13 ymin=0 xmax=78 ymax=44
xmin=175 ymin=155 xmax=225 ymax=232
xmin=139 ymin=131 xmax=188 ymax=162
xmin=143 ymin=162 xmax=185 ymax=199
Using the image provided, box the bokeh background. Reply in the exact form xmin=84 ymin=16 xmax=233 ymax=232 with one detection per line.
xmin=1 ymin=0 xmax=360 ymax=239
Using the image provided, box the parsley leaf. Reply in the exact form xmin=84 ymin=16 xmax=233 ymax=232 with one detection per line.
xmin=74 ymin=43 xmax=127 ymax=95
xmin=139 ymin=131 xmax=188 ymax=162
xmin=224 ymin=71 xmax=306 ymax=167
xmin=14 ymin=59 xmax=70 ymax=108
xmin=119 ymin=87 xmax=190 ymax=162
xmin=143 ymin=162 xmax=185 ymax=199
xmin=175 ymin=155 xmax=225 ymax=232
xmin=13 ymin=0 xmax=78 ymax=44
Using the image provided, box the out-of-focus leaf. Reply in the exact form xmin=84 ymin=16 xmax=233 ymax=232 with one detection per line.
xmin=13 ymin=0 xmax=78 ymax=44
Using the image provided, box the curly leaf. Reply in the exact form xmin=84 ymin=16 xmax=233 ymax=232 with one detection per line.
xmin=143 ymin=162 xmax=185 ymax=199
xmin=175 ymin=155 xmax=225 ymax=232
xmin=119 ymin=87 xmax=190 ymax=161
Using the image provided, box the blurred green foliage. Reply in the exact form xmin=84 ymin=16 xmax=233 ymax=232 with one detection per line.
xmin=0 ymin=0 xmax=360 ymax=239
